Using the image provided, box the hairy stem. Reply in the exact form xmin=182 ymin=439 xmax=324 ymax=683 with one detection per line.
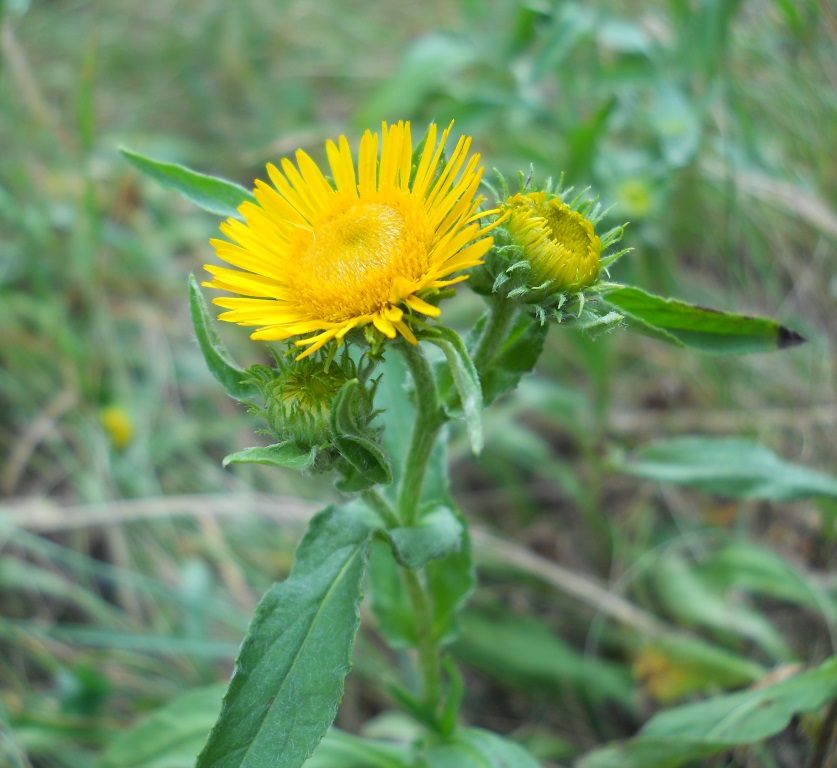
xmin=470 ymin=297 xmax=518 ymax=375
xmin=361 ymin=487 xmax=399 ymax=529
xmin=396 ymin=341 xmax=445 ymax=527
xmin=393 ymin=340 xmax=447 ymax=717
xmin=403 ymin=568 xmax=442 ymax=712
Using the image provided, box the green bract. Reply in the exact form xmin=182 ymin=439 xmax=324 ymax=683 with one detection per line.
xmin=246 ymin=352 xmax=379 ymax=457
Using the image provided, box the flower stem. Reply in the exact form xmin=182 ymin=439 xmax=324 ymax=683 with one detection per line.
xmin=394 ymin=340 xmax=447 ymax=718
xmin=396 ymin=341 xmax=445 ymax=527
xmin=362 ymin=487 xmax=400 ymax=529
xmin=471 ymin=297 xmax=518 ymax=375
xmin=403 ymin=569 xmax=442 ymax=712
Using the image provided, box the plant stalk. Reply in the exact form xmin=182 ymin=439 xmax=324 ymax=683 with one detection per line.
xmin=394 ymin=340 xmax=447 ymax=717
xmin=471 ymin=296 xmax=518 ymax=375
xmin=396 ymin=341 xmax=445 ymax=527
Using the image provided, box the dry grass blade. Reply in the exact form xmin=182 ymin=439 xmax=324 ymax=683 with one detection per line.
xmin=0 ymin=493 xmax=319 ymax=531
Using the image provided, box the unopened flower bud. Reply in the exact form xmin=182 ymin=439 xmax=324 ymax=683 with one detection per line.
xmin=247 ymin=352 xmax=377 ymax=456
xmin=505 ymin=191 xmax=601 ymax=291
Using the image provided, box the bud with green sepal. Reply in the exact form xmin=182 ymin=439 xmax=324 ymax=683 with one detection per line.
xmin=225 ymin=348 xmax=387 ymax=483
xmin=474 ymin=171 xmax=629 ymax=331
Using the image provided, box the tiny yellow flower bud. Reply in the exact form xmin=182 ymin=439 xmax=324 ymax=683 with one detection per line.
xmin=100 ymin=406 xmax=133 ymax=450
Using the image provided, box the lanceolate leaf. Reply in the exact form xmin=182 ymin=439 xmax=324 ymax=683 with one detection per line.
xmin=197 ymin=505 xmax=375 ymax=768
xmin=97 ymin=684 xmax=226 ymax=768
xmin=601 ymin=284 xmax=804 ymax=354
xmin=419 ymin=728 xmax=541 ymax=768
xmin=189 ymin=275 xmax=260 ymax=402
xmin=577 ymin=658 xmax=837 ymax=768
xmin=453 ymin=610 xmax=634 ymax=709
xmin=426 ymin=507 xmax=474 ymax=645
xmin=427 ymin=327 xmax=484 ymax=455
xmin=121 ymin=148 xmax=256 ymax=218
xmin=620 ymin=436 xmax=837 ymax=500
xmin=306 ymin=728 xmax=412 ymax=768
xmin=222 ymin=442 xmax=317 ymax=471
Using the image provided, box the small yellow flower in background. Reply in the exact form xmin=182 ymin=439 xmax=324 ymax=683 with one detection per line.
xmin=205 ymin=121 xmax=495 ymax=358
xmin=100 ymin=406 xmax=133 ymax=450
xmin=504 ymin=191 xmax=601 ymax=291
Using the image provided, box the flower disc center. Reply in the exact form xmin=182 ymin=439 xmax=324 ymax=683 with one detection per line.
xmin=288 ymin=200 xmax=428 ymax=322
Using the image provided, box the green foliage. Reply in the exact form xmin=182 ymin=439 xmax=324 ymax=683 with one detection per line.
xmin=419 ymin=728 xmax=542 ymax=768
xmin=578 ymin=658 xmax=837 ymax=768
xmin=602 ymin=285 xmax=805 ymax=354
xmin=649 ymin=550 xmax=794 ymax=662
xmin=620 ymin=436 xmax=837 ymax=500
xmin=426 ymin=326 xmax=484 ymax=455
xmin=454 ymin=609 xmax=635 ymax=709
xmin=306 ymin=730 xmax=412 ymax=768
xmin=97 ymin=685 xmax=226 ymax=768
xmin=121 ymin=149 xmax=255 ymax=219
xmin=384 ymin=505 xmax=464 ymax=570
xmin=189 ymin=275 xmax=260 ymax=402
xmin=222 ymin=442 xmax=318 ymax=471
xmin=472 ymin=311 xmax=549 ymax=405
xmin=197 ymin=505 xmax=374 ymax=768
xmin=331 ymin=379 xmax=392 ymax=491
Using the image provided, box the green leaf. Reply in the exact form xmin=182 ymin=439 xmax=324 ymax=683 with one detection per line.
xmin=699 ymin=542 xmax=837 ymax=625
xmin=331 ymin=378 xmax=392 ymax=491
xmin=189 ymin=275 xmax=260 ymax=402
xmin=577 ymin=658 xmax=837 ymax=768
xmin=197 ymin=504 xmax=374 ymax=768
xmin=453 ymin=609 xmax=635 ymax=709
xmin=427 ymin=327 xmax=483 ymax=454
xmin=222 ymin=442 xmax=317 ymax=471
xmin=426 ymin=511 xmax=474 ymax=646
xmin=650 ymin=551 xmax=793 ymax=662
xmin=97 ymin=684 xmax=225 ymax=768
xmin=375 ymin=352 xmax=414 ymax=492
xmin=121 ymin=148 xmax=255 ymax=218
xmin=306 ymin=728 xmax=412 ymax=768
xmin=601 ymin=284 xmax=804 ymax=354
xmin=476 ymin=312 xmax=549 ymax=406
xmin=367 ymin=540 xmax=418 ymax=648
xmin=419 ymin=728 xmax=541 ymax=768
xmin=619 ymin=436 xmax=837 ymax=500
xmin=384 ymin=505 xmax=463 ymax=570
xmin=634 ymin=633 xmax=765 ymax=704
xmin=334 ymin=434 xmax=392 ymax=491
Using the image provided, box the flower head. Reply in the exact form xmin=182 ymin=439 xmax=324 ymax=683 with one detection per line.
xmin=504 ymin=191 xmax=601 ymax=290
xmin=205 ymin=121 xmax=495 ymax=358
xmin=247 ymin=351 xmax=378 ymax=455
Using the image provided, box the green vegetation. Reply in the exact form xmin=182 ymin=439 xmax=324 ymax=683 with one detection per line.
xmin=2 ymin=1 xmax=836 ymax=766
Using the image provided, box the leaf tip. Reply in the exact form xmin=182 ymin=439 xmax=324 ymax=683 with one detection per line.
xmin=777 ymin=325 xmax=806 ymax=350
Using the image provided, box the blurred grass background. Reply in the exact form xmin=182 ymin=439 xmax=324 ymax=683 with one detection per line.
xmin=1 ymin=0 xmax=836 ymax=765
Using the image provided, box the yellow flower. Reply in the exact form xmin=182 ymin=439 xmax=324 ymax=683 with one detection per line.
xmin=205 ymin=121 xmax=495 ymax=359
xmin=505 ymin=191 xmax=601 ymax=290
xmin=100 ymin=406 xmax=133 ymax=450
